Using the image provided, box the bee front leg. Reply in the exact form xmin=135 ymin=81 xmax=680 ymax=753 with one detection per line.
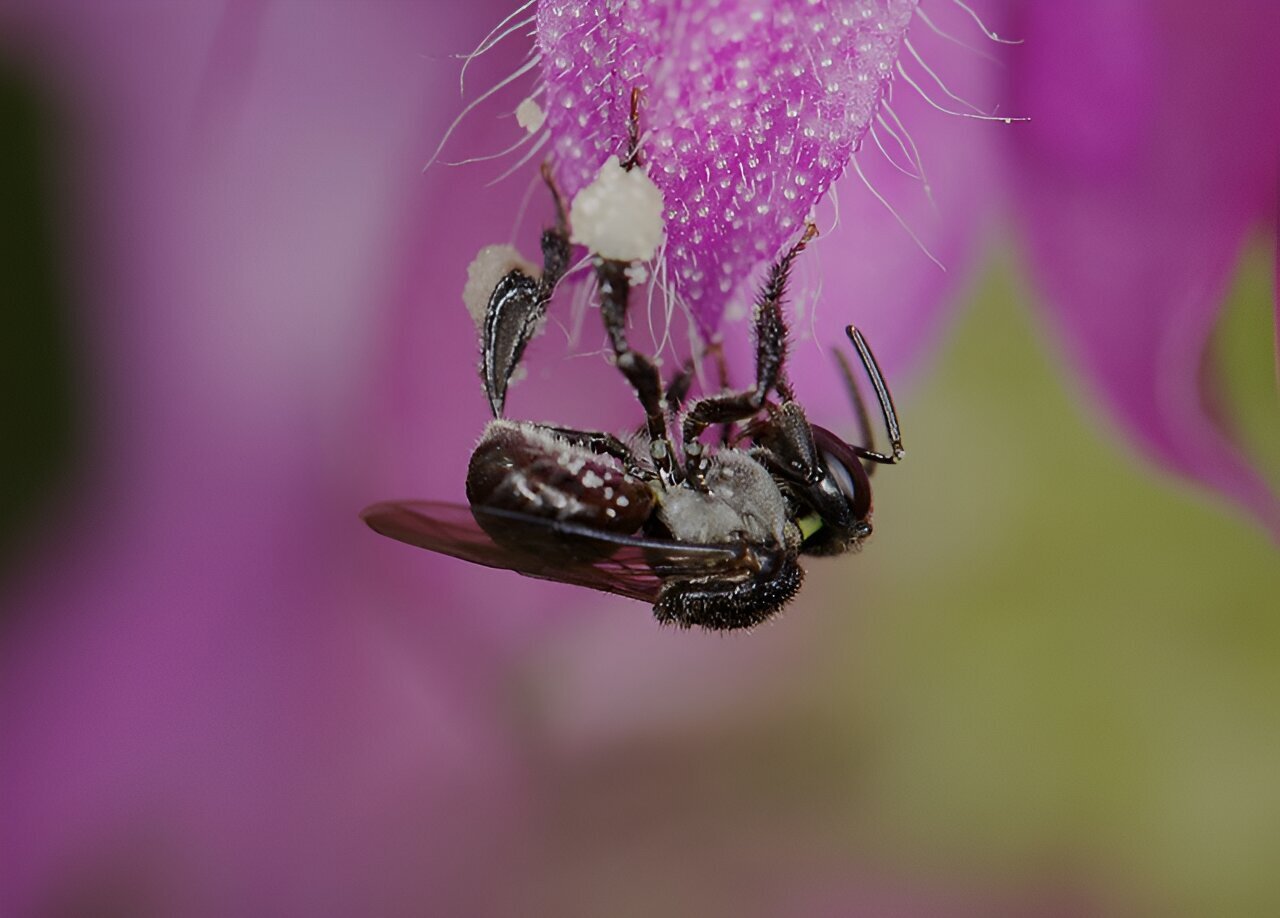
xmin=681 ymin=225 xmax=818 ymax=484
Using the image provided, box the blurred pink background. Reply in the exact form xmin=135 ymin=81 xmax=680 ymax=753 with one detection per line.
xmin=2 ymin=2 xmax=1277 ymax=916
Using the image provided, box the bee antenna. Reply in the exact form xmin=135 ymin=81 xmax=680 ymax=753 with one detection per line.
xmin=835 ymin=326 xmax=904 ymax=468
xmin=834 ymin=339 xmax=875 ymax=453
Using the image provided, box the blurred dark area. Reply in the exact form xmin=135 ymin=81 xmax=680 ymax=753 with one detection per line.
xmin=0 ymin=63 xmax=79 ymax=587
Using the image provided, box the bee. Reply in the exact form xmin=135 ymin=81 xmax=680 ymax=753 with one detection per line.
xmin=364 ymin=104 xmax=902 ymax=630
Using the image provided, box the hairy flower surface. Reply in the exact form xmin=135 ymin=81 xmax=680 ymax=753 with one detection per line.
xmin=538 ymin=0 xmax=916 ymax=329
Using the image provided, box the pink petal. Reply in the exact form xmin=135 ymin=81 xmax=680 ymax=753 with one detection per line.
xmin=537 ymin=0 xmax=918 ymax=331
xmin=1 ymin=2 xmax=533 ymax=913
xmin=1010 ymin=0 xmax=1280 ymax=536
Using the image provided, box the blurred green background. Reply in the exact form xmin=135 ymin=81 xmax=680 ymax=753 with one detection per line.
xmin=827 ymin=253 xmax=1280 ymax=915
xmin=1 ymin=64 xmax=78 ymax=580
xmin=512 ymin=254 xmax=1280 ymax=916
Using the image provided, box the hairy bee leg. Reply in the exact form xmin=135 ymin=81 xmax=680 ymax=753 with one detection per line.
xmin=708 ymin=340 xmax=737 ymax=447
xmin=480 ymin=165 xmax=572 ymax=417
xmin=837 ymin=325 xmax=904 ymax=469
xmin=747 ymin=221 xmax=817 ymax=404
xmin=680 ymin=224 xmax=818 ymax=480
xmin=595 ymin=257 xmax=679 ymax=483
xmin=665 ymin=358 xmax=697 ymax=411
xmin=620 ymin=85 xmax=644 ymax=171
xmin=667 ymin=340 xmax=735 ymax=444
xmin=536 ymin=424 xmax=651 ymax=480
xmin=540 ymin=159 xmax=569 ymax=231
xmin=664 ymin=337 xmax=730 ymax=415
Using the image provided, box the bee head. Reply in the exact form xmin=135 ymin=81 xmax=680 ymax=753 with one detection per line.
xmin=793 ymin=424 xmax=873 ymax=556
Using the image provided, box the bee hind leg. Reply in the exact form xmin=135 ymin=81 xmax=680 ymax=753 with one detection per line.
xmin=479 ymin=164 xmax=572 ymax=417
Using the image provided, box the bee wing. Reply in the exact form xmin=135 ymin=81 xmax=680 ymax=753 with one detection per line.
xmin=360 ymin=500 xmax=754 ymax=604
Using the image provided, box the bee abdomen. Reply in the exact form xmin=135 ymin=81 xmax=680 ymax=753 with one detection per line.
xmin=653 ymin=556 xmax=803 ymax=631
xmin=466 ymin=420 xmax=652 ymax=534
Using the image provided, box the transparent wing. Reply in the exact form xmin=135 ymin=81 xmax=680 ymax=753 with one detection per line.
xmin=360 ymin=500 xmax=759 ymax=604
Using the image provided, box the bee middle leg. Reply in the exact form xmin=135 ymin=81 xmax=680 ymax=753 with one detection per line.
xmin=595 ymin=257 xmax=680 ymax=483
xmin=665 ymin=339 xmax=731 ymax=421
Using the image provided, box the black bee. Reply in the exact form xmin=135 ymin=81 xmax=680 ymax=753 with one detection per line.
xmin=365 ymin=99 xmax=903 ymax=630
xmin=363 ymin=180 xmax=903 ymax=631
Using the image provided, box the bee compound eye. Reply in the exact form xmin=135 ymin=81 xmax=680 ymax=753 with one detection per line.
xmin=819 ymin=445 xmax=870 ymax=523
xmin=824 ymin=452 xmax=856 ymax=501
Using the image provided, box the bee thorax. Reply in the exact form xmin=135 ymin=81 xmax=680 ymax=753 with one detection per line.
xmin=658 ymin=450 xmax=788 ymax=546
